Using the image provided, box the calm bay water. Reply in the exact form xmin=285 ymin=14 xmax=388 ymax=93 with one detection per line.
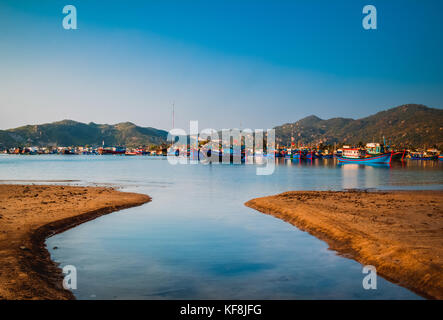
xmin=1 ymin=155 xmax=442 ymax=299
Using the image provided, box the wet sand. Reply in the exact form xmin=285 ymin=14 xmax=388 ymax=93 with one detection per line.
xmin=245 ymin=190 xmax=443 ymax=299
xmin=0 ymin=184 xmax=151 ymax=300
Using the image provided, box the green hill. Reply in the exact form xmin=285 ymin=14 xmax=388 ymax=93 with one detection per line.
xmin=1 ymin=104 xmax=441 ymax=149
xmin=275 ymin=104 xmax=443 ymax=148
xmin=0 ymin=120 xmax=168 ymax=148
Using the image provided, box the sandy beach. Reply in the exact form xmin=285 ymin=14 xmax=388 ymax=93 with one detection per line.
xmin=0 ymin=184 xmax=151 ymax=300
xmin=246 ymin=190 xmax=443 ymax=299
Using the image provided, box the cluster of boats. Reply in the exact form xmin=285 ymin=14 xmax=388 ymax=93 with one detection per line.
xmin=4 ymin=142 xmax=443 ymax=165
xmin=275 ymin=148 xmax=398 ymax=164
xmin=97 ymin=147 xmax=165 ymax=156
xmin=407 ymin=152 xmax=441 ymax=161
xmin=275 ymin=143 xmax=442 ymax=164
xmin=276 ymin=149 xmax=333 ymax=160
xmin=3 ymin=146 xmax=166 ymax=156
xmin=169 ymin=142 xmax=441 ymax=165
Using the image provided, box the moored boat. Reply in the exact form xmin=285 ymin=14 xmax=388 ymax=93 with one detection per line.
xmin=284 ymin=149 xmax=292 ymax=159
xmin=407 ymin=152 xmax=438 ymax=160
xmin=365 ymin=142 xmax=385 ymax=155
xmin=292 ymin=150 xmax=302 ymax=160
xmin=391 ymin=149 xmax=407 ymax=161
xmin=337 ymin=148 xmax=393 ymax=164
xmin=304 ymin=150 xmax=320 ymax=160
xmin=98 ymin=147 xmax=126 ymax=155
xmin=61 ymin=148 xmax=75 ymax=155
xmin=126 ymin=148 xmax=148 ymax=156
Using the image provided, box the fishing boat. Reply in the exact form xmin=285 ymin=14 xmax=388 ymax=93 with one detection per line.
xmin=284 ymin=149 xmax=299 ymax=160
xmin=337 ymin=148 xmax=393 ymax=164
xmin=98 ymin=147 xmax=126 ymax=155
xmin=126 ymin=148 xmax=148 ymax=156
xmin=365 ymin=142 xmax=385 ymax=155
xmin=315 ymin=151 xmax=324 ymax=159
xmin=292 ymin=150 xmax=302 ymax=160
xmin=274 ymin=148 xmax=285 ymax=158
xmin=304 ymin=150 xmax=321 ymax=160
xmin=284 ymin=149 xmax=291 ymax=159
xmin=304 ymin=151 xmax=314 ymax=160
xmin=61 ymin=148 xmax=75 ymax=155
xmin=407 ymin=152 xmax=438 ymax=160
xmin=391 ymin=149 xmax=407 ymax=161
xmin=320 ymin=152 xmax=333 ymax=159
xmin=136 ymin=148 xmax=148 ymax=155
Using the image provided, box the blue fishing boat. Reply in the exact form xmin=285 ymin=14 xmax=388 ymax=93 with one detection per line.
xmin=408 ymin=152 xmax=438 ymax=160
xmin=283 ymin=149 xmax=300 ymax=160
xmin=337 ymin=148 xmax=393 ymax=164
xmin=292 ymin=150 xmax=302 ymax=160
xmin=304 ymin=150 xmax=321 ymax=160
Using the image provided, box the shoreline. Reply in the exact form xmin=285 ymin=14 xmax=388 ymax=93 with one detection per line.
xmin=0 ymin=185 xmax=151 ymax=300
xmin=245 ymin=190 xmax=443 ymax=299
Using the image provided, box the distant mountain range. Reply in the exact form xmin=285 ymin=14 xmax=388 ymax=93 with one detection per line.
xmin=274 ymin=104 xmax=443 ymax=148
xmin=0 ymin=120 xmax=168 ymax=148
xmin=0 ymin=104 xmax=441 ymax=149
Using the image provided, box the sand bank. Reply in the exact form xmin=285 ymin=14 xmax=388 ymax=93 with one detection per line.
xmin=246 ymin=190 xmax=443 ymax=299
xmin=0 ymin=184 xmax=151 ymax=300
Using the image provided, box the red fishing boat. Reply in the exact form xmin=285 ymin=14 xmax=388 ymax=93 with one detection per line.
xmin=98 ymin=147 xmax=126 ymax=155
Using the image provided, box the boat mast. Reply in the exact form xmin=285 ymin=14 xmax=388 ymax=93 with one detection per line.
xmin=172 ymin=101 xmax=175 ymax=129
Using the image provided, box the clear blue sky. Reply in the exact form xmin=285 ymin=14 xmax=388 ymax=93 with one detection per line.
xmin=0 ymin=0 xmax=442 ymax=131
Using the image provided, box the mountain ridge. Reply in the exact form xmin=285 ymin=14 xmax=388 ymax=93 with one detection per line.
xmin=0 ymin=120 xmax=169 ymax=148
xmin=0 ymin=104 xmax=441 ymax=149
xmin=274 ymin=104 xmax=443 ymax=148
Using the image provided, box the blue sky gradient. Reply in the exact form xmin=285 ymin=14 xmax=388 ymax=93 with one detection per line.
xmin=0 ymin=0 xmax=442 ymax=130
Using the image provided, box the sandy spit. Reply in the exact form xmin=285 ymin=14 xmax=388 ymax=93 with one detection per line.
xmin=245 ymin=190 xmax=443 ymax=299
xmin=0 ymin=184 xmax=151 ymax=300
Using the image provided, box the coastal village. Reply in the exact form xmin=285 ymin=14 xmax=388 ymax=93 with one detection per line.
xmin=1 ymin=145 xmax=167 ymax=156
xmin=1 ymin=141 xmax=442 ymax=162
xmin=1 ymin=104 xmax=441 ymax=163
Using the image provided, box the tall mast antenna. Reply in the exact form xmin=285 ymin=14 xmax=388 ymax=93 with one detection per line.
xmin=172 ymin=101 xmax=175 ymax=129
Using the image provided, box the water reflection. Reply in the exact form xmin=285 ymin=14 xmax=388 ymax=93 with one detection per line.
xmin=0 ymin=155 xmax=440 ymax=299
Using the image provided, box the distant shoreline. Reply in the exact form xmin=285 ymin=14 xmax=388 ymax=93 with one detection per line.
xmin=246 ymin=190 xmax=443 ymax=299
xmin=0 ymin=184 xmax=151 ymax=300
xmin=0 ymin=105 xmax=441 ymax=151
